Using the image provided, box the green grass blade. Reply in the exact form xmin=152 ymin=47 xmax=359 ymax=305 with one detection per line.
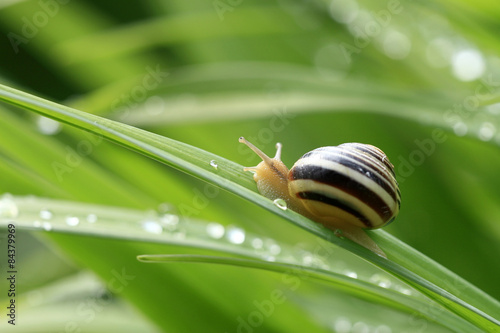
xmin=0 ymin=194 xmax=483 ymax=333
xmin=137 ymin=254 xmax=483 ymax=333
xmin=0 ymin=83 xmax=499 ymax=330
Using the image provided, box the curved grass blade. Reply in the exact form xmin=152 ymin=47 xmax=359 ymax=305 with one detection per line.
xmin=0 ymin=84 xmax=498 ymax=330
xmin=136 ymin=254 xmax=481 ymax=333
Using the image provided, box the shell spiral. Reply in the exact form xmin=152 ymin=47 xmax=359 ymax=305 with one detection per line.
xmin=288 ymin=143 xmax=401 ymax=229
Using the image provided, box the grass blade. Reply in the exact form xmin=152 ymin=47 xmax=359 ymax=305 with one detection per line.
xmin=0 ymin=83 xmax=498 ymax=330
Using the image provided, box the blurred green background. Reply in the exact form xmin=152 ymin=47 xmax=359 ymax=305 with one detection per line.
xmin=0 ymin=0 xmax=499 ymax=332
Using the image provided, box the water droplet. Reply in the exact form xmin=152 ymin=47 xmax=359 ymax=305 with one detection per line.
xmin=452 ymin=49 xmax=485 ymax=82
xmin=268 ymin=244 xmax=281 ymax=256
xmin=206 ymin=222 xmax=225 ymax=239
xmin=42 ymin=222 xmax=52 ymax=231
xmin=302 ymin=253 xmax=314 ymax=266
xmin=344 ymin=270 xmax=358 ymax=279
xmin=381 ymin=30 xmax=411 ymax=60
xmin=209 ymin=160 xmax=218 ymax=170
xmin=65 ymin=216 xmax=79 ymax=227
xmin=329 ymin=0 xmax=359 ymax=24
xmin=36 ymin=116 xmax=61 ymax=135
xmin=370 ymin=273 xmax=392 ymax=288
xmin=251 ymin=238 xmax=264 ymax=249
xmin=141 ymin=220 xmax=163 ymax=234
xmin=478 ymin=122 xmax=496 ymax=141
xmin=226 ymin=227 xmax=245 ymax=244
xmin=86 ymin=214 xmax=97 ymax=223
xmin=263 ymin=255 xmax=276 ymax=262
xmin=347 ymin=10 xmax=372 ymax=34
xmin=395 ymin=285 xmax=413 ymax=296
xmin=273 ymin=198 xmax=287 ymax=210
xmin=159 ymin=214 xmax=180 ymax=231
xmin=0 ymin=194 xmax=18 ymax=218
xmin=352 ymin=321 xmax=369 ymax=333
xmin=263 ymin=238 xmax=281 ymax=255
xmin=453 ymin=122 xmax=468 ymax=136
xmin=333 ymin=317 xmax=352 ymax=333
xmin=40 ymin=209 xmax=53 ymax=220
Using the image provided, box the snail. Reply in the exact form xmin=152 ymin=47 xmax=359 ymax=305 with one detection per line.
xmin=239 ymin=137 xmax=401 ymax=257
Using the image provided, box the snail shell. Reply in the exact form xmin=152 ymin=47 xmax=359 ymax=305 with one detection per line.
xmin=289 ymin=143 xmax=401 ymax=230
xmin=239 ymin=137 xmax=401 ymax=257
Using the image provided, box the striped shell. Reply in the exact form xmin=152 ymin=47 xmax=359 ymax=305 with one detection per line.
xmin=288 ymin=143 xmax=401 ymax=229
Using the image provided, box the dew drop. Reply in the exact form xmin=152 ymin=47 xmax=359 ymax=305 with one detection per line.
xmin=268 ymin=244 xmax=282 ymax=256
xmin=302 ymin=253 xmax=314 ymax=266
xmin=382 ymin=30 xmax=411 ymax=60
xmin=159 ymin=214 xmax=180 ymax=231
xmin=206 ymin=222 xmax=225 ymax=239
xmin=395 ymin=285 xmax=413 ymax=295
xmin=263 ymin=238 xmax=282 ymax=255
xmin=0 ymin=194 xmax=19 ymax=218
xmin=141 ymin=220 xmax=163 ymax=234
xmin=478 ymin=122 xmax=496 ymax=141
xmin=36 ymin=116 xmax=61 ymax=135
xmin=209 ymin=160 xmax=218 ymax=170
xmin=273 ymin=198 xmax=287 ymax=210
xmin=453 ymin=122 xmax=468 ymax=136
xmin=40 ymin=209 xmax=53 ymax=220
xmin=370 ymin=273 xmax=392 ymax=288
xmin=251 ymin=238 xmax=264 ymax=249
xmin=226 ymin=227 xmax=245 ymax=244
xmin=86 ymin=214 xmax=98 ymax=223
xmin=329 ymin=0 xmax=359 ymax=24
xmin=263 ymin=255 xmax=276 ymax=262
xmin=344 ymin=270 xmax=358 ymax=279
xmin=42 ymin=222 xmax=52 ymax=231
xmin=333 ymin=317 xmax=352 ymax=333
xmin=65 ymin=216 xmax=80 ymax=227
xmin=452 ymin=48 xmax=485 ymax=82
xmin=352 ymin=321 xmax=370 ymax=333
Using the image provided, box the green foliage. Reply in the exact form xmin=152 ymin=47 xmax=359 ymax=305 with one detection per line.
xmin=0 ymin=0 xmax=499 ymax=332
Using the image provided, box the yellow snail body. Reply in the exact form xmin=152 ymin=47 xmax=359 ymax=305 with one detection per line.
xmin=239 ymin=137 xmax=401 ymax=257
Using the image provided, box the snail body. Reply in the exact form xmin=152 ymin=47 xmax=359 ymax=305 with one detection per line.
xmin=239 ymin=137 xmax=401 ymax=257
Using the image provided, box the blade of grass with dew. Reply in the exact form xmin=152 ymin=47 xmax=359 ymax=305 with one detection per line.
xmin=0 ymin=194 xmax=482 ymax=333
xmin=0 ymin=83 xmax=499 ymax=330
xmin=137 ymin=254 xmax=483 ymax=333
xmin=0 ymin=196 xmax=351 ymax=332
